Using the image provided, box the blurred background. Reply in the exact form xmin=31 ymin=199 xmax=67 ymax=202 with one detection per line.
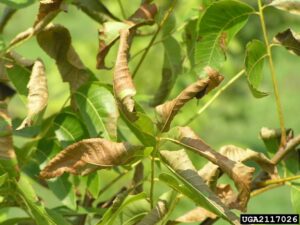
xmin=1 ymin=0 xmax=300 ymax=224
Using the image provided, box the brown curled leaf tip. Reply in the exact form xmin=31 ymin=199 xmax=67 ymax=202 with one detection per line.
xmin=113 ymin=29 xmax=136 ymax=112
xmin=156 ymin=67 xmax=224 ymax=132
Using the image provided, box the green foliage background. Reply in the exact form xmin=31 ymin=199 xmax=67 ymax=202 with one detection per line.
xmin=1 ymin=0 xmax=300 ymax=224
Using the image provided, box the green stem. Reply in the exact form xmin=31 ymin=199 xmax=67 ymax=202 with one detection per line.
xmin=184 ymin=69 xmax=245 ymax=126
xmin=132 ymin=0 xmax=177 ymax=79
xmin=258 ymin=174 xmax=300 ymax=187
xmin=257 ymin=0 xmax=286 ymax=146
xmin=251 ymin=183 xmax=283 ymax=197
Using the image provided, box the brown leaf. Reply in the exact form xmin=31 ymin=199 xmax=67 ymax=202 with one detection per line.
xmin=36 ymin=24 xmax=90 ymax=95
xmin=40 ymin=138 xmax=143 ymax=179
xmin=156 ymin=67 xmax=224 ymax=132
xmin=96 ymin=2 xmax=157 ymax=69
xmin=131 ymin=162 xmax=144 ymax=194
xmin=0 ymin=102 xmax=19 ymax=178
xmin=216 ymin=184 xmax=237 ymax=207
xmin=169 ymin=126 xmax=255 ymax=211
xmin=113 ymin=29 xmax=136 ymax=112
xmin=0 ymin=83 xmax=15 ymax=101
xmin=17 ymin=59 xmax=48 ymax=130
xmin=34 ymin=0 xmax=65 ymax=26
xmin=174 ymin=207 xmax=217 ymax=224
xmin=274 ymin=28 xmax=300 ymax=56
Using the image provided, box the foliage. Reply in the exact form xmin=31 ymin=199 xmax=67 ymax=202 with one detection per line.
xmin=0 ymin=0 xmax=300 ymax=225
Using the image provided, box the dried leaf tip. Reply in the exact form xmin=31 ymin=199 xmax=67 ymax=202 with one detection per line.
xmin=203 ymin=66 xmax=224 ymax=92
xmin=113 ymin=29 xmax=136 ymax=112
xmin=17 ymin=59 xmax=48 ymax=130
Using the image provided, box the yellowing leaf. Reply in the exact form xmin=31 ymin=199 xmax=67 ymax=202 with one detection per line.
xmin=17 ymin=59 xmax=48 ymax=130
xmin=114 ymin=29 xmax=136 ymax=112
xmin=156 ymin=67 xmax=223 ymax=132
xmin=166 ymin=126 xmax=255 ymax=211
xmin=40 ymin=138 xmax=143 ymax=179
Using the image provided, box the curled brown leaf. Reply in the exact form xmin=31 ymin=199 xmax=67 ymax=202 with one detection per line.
xmin=274 ymin=28 xmax=300 ymax=56
xmin=40 ymin=138 xmax=143 ymax=179
xmin=17 ymin=59 xmax=48 ymax=130
xmin=173 ymin=207 xmax=217 ymax=224
xmin=169 ymin=126 xmax=255 ymax=211
xmin=156 ymin=67 xmax=224 ymax=132
xmin=113 ymin=29 xmax=136 ymax=112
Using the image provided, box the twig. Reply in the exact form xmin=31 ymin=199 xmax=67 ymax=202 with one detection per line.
xmin=184 ymin=69 xmax=245 ymax=125
xmin=132 ymin=0 xmax=177 ymax=79
xmin=251 ymin=183 xmax=283 ymax=197
xmin=258 ymin=0 xmax=286 ymax=146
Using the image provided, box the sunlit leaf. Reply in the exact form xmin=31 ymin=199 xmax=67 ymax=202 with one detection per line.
xmin=17 ymin=59 xmax=48 ymax=130
xmin=194 ymin=0 xmax=254 ymax=72
xmin=165 ymin=126 xmax=255 ymax=211
xmin=155 ymin=68 xmax=223 ymax=132
xmin=291 ymin=183 xmax=300 ymax=214
xmin=159 ymin=150 xmax=240 ymax=225
xmin=245 ymin=40 xmax=268 ymax=98
xmin=274 ymin=28 xmax=300 ymax=56
xmin=270 ymin=0 xmax=300 ymax=15
xmin=172 ymin=207 xmax=217 ymax=224
xmin=74 ymin=82 xmax=118 ymax=140
xmin=39 ymin=138 xmax=143 ymax=179
xmin=114 ymin=29 xmax=136 ymax=112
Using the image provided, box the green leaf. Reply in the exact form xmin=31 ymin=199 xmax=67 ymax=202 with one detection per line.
xmin=160 ymin=150 xmax=240 ymax=225
xmin=291 ymin=183 xmax=300 ymax=214
xmin=86 ymin=172 xmax=101 ymax=198
xmin=0 ymin=207 xmax=30 ymax=225
xmin=74 ymin=82 xmax=119 ymax=140
xmin=184 ymin=18 xmax=198 ymax=68
xmin=121 ymin=111 xmax=156 ymax=146
xmin=136 ymin=191 xmax=176 ymax=225
xmin=0 ymin=172 xmax=8 ymax=186
xmin=17 ymin=175 xmax=57 ymax=225
xmin=195 ymin=0 xmax=254 ymax=72
xmin=245 ymin=40 xmax=268 ymax=98
xmin=121 ymin=198 xmax=150 ymax=225
xmin=270 ymin=0 xmax=300 ymax=15
xmin=0 ymin=0 xmax=35 ymax=9
xmin=47 ymin=174 xmax=77 ymax=210
xmin=97 ymin=192 xmax=148 ymax=225
xmin=274 ymin=28 xmax=300 ymax=56
xmin=54 ymin=111 xmax=87 ymax=148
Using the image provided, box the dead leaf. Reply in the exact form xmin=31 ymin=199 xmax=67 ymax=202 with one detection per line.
xmin=17 ymin=59 xmax=48 ymax=130
xmin=40 ymin=138 xmax=143 ymax=179
xmin=216 ymin=184 xmax=237 ymax=207
xmin=0 ymin=103 xmax=19 ymax=177
xmin=36 ymin=24 xmax=90 ymax=95
xmin=113 ymin=29 xmax=136 ymax=112
xmin=131 ymin=162 xmax=144 ymax=194
xmin=169 ymin=126 xmax=255 ymax=211
xmin=274 ymin=28 xmax=300 ymax=56
xmin=0 ymin=83 xmax=15 ymax=101
xmin=96 ymin=2 xmax=157 ymax=69
xmin=156 ymin=67 xmax=224 ymax=132
xmin=34 ymin=0 xmax=65 ymax=26
xmin=174 ymin=207 xmax=217 ymax=224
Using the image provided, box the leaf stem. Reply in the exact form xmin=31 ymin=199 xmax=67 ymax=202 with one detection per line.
xmin=257 ymin=0 xmax=286 ymax=146
xmin=184 ymin=69 xmax=245 ymax=126
xmin=257 ymin=174 xmax=300 ymax=187
xmin=132 ymin=0 xmax=177 ymax=79
xmin=251 ymin=183 xmax=283 ymax=197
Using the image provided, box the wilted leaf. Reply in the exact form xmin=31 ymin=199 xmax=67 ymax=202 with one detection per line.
xmin=194 ymin=0 xmax=254 ymax=72
xmin=136 ymin=191 xmax=176 ymax=225
xmin=72 ymin=0 xmax=119 ymax=23
xmin=37 ymin=24 xmax=90 ymax=98
xmin=131 ymin=162 xmax=144 ymax=194
xmin=160 ymin=150 xmax=240 ymax=225
xmin=156 ymin=68 xmax=223 ymax=132
xmin=270 ymin=0 xmax=300 ymax=15
xmin=274 ymin=28 xmax=300 ymax=56
xmin=96 ymin=2 xmax=157 ymax=69
xmin=173 ymin=207 xmax=217 ymax=224
xmin=0 ymin=102 xmax=19 ymax=178
xmin=165 ymin=126 xmax=255 ymax=211
xmin=245 ymin=40 xmax=268 ymax=98
xmin=74 ymin=83 xmax=119 ymax=140
xmin=17 ymin=59 xmax=48 ymax=130
xmin=114 ymin=29 xmax=136 ymax=112
xmin=34 ymin=0 xmax=65 ymax=26
xmin=40 ymin=138 xmax=143 ymax=179
xmin=150 ymin=36 xmax=182 ymax=106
